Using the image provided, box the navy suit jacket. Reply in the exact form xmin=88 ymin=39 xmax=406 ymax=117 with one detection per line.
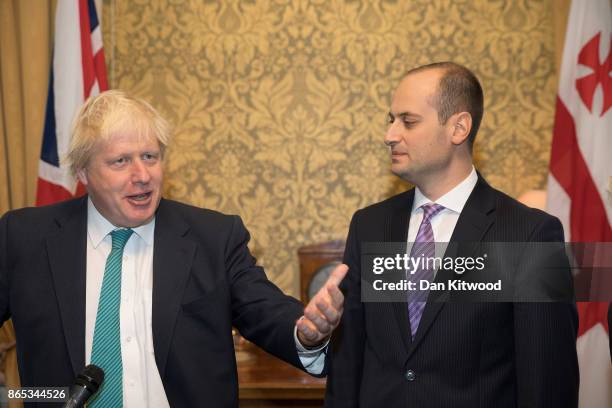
xmin=325 ymin=175 xmax=579 ymax=407
xmin=0 ymin=197 xmax=305 ymax=407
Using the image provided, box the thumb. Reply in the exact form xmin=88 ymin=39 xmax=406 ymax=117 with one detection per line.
xmin=326 ymin=263 xmax=348 ymax=288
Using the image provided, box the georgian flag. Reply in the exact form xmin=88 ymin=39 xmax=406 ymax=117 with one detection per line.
xmin=36 ymin=0 xmax=108 ymax=206
xmin=546 ymin=0 xmax=611 ymax=406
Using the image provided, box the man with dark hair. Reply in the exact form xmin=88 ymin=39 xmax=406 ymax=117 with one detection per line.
xmin=400 ymin=61 xmax=484 ymax=150
xmin=324 ymin=62 xmax=579 ymax=407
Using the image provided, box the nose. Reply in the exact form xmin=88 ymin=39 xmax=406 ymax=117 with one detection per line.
xmin=384 ymin=120 xmax=401 ymax=147
xmin=131 ymin=159 xmax=151 ymax=184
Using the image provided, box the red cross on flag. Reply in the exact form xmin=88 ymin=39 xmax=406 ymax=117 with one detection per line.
xmin=546 ymin=0 xmax=611 ymax=406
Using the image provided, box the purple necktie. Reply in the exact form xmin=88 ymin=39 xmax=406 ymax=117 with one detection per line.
xmin=407 ymin=203 xmax=445 ymax=339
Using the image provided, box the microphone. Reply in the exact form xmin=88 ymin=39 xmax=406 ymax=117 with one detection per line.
xmin=63 ymin=364 xmax=104 ymax=408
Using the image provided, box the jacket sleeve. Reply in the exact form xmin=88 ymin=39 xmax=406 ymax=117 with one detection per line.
xmin=0 ymin=212 xmax=11 ymax=324
xmin=225 ymin=215 xmax=306 ymax=370
xmin=513 ymin=215 xmax=579 ymax=407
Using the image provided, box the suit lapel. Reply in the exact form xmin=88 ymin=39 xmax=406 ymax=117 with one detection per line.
xmin=405 ymin=175 xmax=496 ymax=359
xmin=388 ymin=190 xmax=415 ymax=353
xmin=47 ymin=197 xmax=88 ymax=376
xmin=151 ymin=199 xmax=196 ymax=377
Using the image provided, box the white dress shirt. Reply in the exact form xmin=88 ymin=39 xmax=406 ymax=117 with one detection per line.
xmin=407 ymin=166 xmax=479 ymax=270
xmin=85 ymin=199 xmax=324 ymax=403
xmin=85 ymin=199 xmax=169 ymax=408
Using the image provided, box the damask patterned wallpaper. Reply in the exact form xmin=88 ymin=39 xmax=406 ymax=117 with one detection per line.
xmin=102 ymin=0 xmax=558 ymax=296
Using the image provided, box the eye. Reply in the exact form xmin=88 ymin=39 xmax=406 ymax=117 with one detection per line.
xmin=402 ymin=119 xmax=416 ymax=128
xmin=387 ymin=113 xmax=395 ymax=124
xmin=142 ymin=152 xmax=159 ymax=162
xmin=107 ymin=155 xmax=130 ymax=168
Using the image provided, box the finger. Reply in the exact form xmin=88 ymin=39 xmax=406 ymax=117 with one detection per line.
xmin=304 ymin=308 xmax=331 ymax=335
xmin=325 ymin=263 xmax=348 ymax=288
xmin=316 ymin=300 xmax=340 ymax=326
xmin=327 ymin=284 xmax=344 ymax=310
xmin=305 ymin=307 xmax=331 ymax=334
xmin=297 ymin=317 xmax=318 ymax=337
xmin=297 ymin=317 xmax=321 ymax=342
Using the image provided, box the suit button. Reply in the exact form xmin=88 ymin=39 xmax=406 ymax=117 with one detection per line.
xmin=405 ymin=369 xmax=416 ymax=381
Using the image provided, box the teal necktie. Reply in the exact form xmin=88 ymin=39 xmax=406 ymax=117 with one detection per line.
xmin=90 ymin=228 xmax=133 ymax=407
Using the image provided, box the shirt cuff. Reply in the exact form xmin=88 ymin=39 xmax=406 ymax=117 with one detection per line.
xmin=294 ymin=325 xmax=328 ymax=375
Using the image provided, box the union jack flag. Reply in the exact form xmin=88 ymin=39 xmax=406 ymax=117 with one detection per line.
xmin=36 ymin=0 xmax=108 ymax=206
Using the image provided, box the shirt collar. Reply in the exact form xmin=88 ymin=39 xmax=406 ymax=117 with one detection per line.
xmin=412 ymin=166 xmax=478 ymax=214
xmin=87 ymin=198 xmax=155 ymax=248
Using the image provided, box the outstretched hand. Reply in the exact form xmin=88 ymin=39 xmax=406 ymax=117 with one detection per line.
xmin=296 ymin=263 xmax=348 ymax=348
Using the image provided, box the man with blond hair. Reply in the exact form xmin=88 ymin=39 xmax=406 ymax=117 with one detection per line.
xmin=0 ymin=90 xmax=346 ymax=407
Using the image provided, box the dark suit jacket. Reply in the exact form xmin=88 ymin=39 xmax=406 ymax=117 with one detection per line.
xmin=325 ymin=175 xmax=579 ymax=408
xmin=609 ymin=303 xmax=612 ymax=361
xmin=0 ymin=197 xmax=305 ymax=407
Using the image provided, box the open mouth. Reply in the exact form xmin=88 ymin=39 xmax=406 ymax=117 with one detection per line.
xmin=126 ymin=192 xmax=152 ymax=204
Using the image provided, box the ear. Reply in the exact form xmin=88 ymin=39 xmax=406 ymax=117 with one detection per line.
xmin=76 ymin=168 xmax=88 ymax=186
xmin=450 ymin=112 xmax=472 ymax=146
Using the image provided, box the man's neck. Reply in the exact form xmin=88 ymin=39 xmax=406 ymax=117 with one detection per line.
xmin=415 ymin=161 xmax=474 ymax=202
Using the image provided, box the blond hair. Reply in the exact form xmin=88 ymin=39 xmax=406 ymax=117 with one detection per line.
xmin=65 ymin=90 xmax=171 ymax=174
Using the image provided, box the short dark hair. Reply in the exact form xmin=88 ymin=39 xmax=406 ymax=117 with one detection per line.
xmin=406 ymin=61 xmax=484 ymax=149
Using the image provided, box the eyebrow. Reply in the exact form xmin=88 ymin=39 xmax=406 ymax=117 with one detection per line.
xmin=389 ymin=111 xmax=423 ymax=120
